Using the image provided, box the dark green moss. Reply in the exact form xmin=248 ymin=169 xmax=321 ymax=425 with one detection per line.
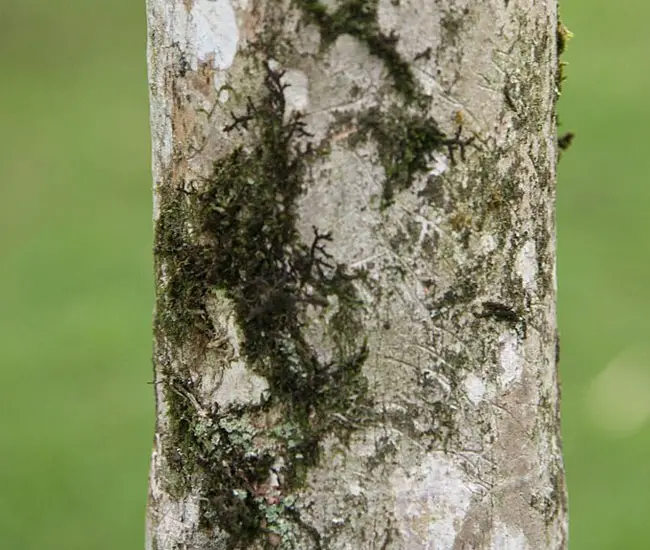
xmin=355 ymin=107 xmax=446 ymax=205
xmin=154 ymin=3 xmax=480 ymax=543
xmin=558 ymin=131 xmax=574 ymax=152
xmin=155 ymin=60 xmax=372 ymax=546
xmin=333 ymin=106 xmax=471 ymax=208
xmin=296 ymin=0 xmax=418 ymax=100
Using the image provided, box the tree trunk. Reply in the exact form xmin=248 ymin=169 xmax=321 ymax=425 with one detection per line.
xmin=145 ymin=1 xmax=567 ymax=548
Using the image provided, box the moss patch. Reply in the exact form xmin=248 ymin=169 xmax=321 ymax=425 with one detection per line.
xmin=155 ymin=61 xmax=371 ymax=546
xmin=332 ymin=106 xmax=472 ymax=208
xmin=296 ymin=1 xmax=475 ymax=207
xmin=296 ymin=0 xmax=418 ymax=100
xmin=556 ymin=17 xmax=573 ymax=93
xmin=556 ymin=16 xmax=574 ymax=156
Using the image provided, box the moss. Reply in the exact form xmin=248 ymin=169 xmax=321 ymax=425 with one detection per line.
xmin=355 ymin=107 xmax=446 ymax=206
xmin=155 ymin=60 xmax=372 ymax=546
xmin=333 ymin=105 xmax=472 ymax=208
xmin=154 ymin=3 xmax=480 ymax=544
xmin=556 ymin=16 xmax=574 ymax=159
xmin=296 ymin=1 xmax=475 ymax=208
xmin=556 ymin=18 xmax=572 ymax=95
xmin=296 ymin=0 xmax=418 ymax=100
xmin=558 ymin=130 xmax=574 ymax=152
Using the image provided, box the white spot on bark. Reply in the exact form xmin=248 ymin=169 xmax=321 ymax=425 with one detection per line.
xmin=213 ymin=360 xmax=269 ymax=407
xmin=413 ymin=212 xmax=440 ymax=246
xmin=174 ymin=0 xmax=239 ymax=71
xmin=464 ymin=373 xmax=486 ymax=405
xmin=491 ymin=522 xmax=530 ymax=550
xmin=516 ymin=239 xmax=537 ymax=292
xmin=499 ymin=331 xmax=522 ymax=388
xmin=478 ymin=233 xmax=497 ymax=254
xmin=428 ymin=152 xmax=449 ymax=176
xmin=349 ymin=481 xmax=362 ymax=496
xmin=282 ymin=69 xmax=310 ymax=116
xmin=390 ymin=455 xmax=475 ymax=549
xmin=218 ymin=88 xmax=230 ymax=103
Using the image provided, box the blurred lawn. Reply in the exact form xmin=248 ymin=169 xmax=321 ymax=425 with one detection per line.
xmin=0 ymin=0 xmax=648 ymax=549
xmin=0 ymin=1 xmax=153 ymax=548
xmin=558 ymin=1 xmax=650 ymax=549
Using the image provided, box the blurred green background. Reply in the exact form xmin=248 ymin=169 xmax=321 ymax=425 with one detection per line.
xmin=0 ymin=1 xmax=648 ymax=548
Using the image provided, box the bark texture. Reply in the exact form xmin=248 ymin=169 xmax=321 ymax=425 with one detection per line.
xmin=146 ymin=1 xmax=567 ymax=548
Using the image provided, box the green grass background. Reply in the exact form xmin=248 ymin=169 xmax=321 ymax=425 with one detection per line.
xmin=0 ymin=1 xmax=647 ymax=548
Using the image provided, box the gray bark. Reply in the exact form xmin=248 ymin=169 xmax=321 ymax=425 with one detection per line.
xmin=145 ymin=1 xmax=568 ymax=548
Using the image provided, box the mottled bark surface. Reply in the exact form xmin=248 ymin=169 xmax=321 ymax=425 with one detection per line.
xmin=146 ymin=1 xmax=567 ymax=548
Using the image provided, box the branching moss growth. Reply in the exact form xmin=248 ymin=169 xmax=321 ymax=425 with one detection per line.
xmin=296 ymin=0 xmax=417 ymax=100
xmin=154 ymin=3 xmax=479 ymax=544
xmin=295 ymin=1 xmax=474 ymax=207
xmin=336 ymin=106 xmax=473 ymax=207
xmin=155 ymin=61 xmax=372 ymax=546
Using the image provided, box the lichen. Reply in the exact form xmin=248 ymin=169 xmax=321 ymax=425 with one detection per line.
xmin=152 ymin=2 xmax=482 ymax=545
xmin=154 ymin=59 xmax=372 ymax=546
